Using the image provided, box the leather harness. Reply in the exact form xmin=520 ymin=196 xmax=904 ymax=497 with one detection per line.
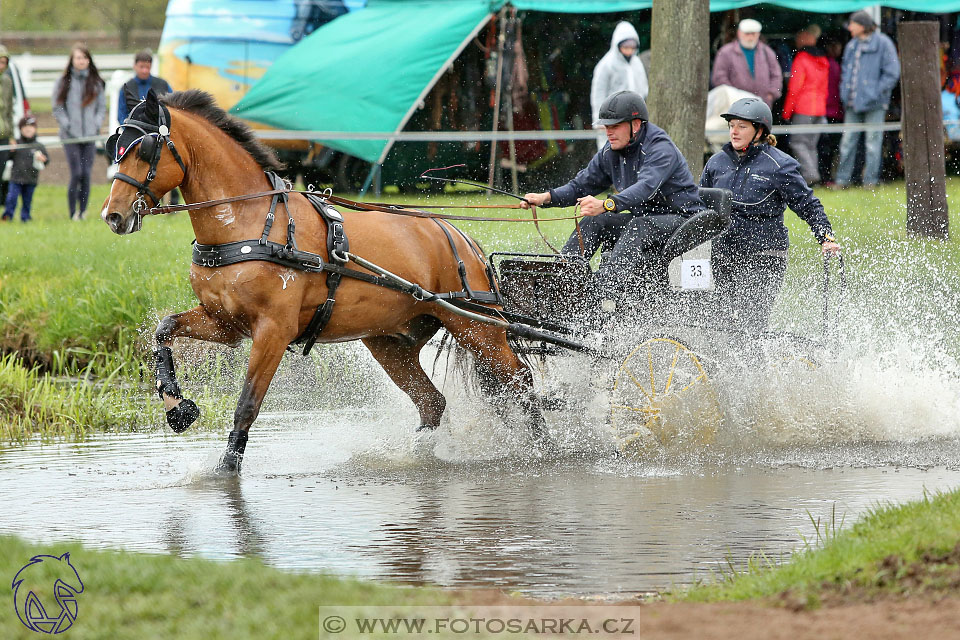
xmin=191 ymin=171 xmax=505 ymax=355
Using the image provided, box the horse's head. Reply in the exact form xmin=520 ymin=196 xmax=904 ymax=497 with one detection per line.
xmin=102 ymin=89 xmax=187 ymax=235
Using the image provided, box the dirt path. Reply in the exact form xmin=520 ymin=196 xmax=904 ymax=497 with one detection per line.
xmin=613 ymin=597 xmax=960 ymax=639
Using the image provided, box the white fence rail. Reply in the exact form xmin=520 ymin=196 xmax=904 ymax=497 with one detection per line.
xmin=12 ymin=52 xmax=132 ymax=98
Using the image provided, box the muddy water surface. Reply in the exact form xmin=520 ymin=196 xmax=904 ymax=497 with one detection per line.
xmin=2 ymin=408 xmax=959 ymax=598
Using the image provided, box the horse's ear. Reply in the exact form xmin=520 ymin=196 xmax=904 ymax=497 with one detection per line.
xmin=145 ymin=88 xmax=159 ymax=106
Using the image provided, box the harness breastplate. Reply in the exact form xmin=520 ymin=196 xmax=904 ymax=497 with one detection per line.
xmin=191 ymin=172 xmax=502 ymax=355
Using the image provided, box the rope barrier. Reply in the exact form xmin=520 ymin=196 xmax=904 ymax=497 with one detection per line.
xmin=0 ymin=119 xmax=942 ymax=152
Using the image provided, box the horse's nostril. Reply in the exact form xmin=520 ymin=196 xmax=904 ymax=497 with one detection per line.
xmin=105 ymin=212 xmax=123 ymax=230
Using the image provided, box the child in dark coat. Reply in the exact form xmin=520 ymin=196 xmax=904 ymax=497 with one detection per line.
xmin=3 ymin=115 xmax=48 ymax=222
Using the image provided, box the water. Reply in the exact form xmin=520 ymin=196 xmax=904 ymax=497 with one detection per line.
xmin=3 ymin=227 xmax=958 ymax=598
xmin=2 ymin=407 xmax=959 ymax=598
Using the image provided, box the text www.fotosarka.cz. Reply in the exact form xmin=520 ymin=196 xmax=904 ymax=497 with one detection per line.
xmin=319 ymin=605 xmax=643 ymax=637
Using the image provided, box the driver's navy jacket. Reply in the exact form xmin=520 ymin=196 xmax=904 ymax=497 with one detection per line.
xmin=700 ymin=142 xmax=833 ymax=256
xmin=545 ymin=123 xmax=705 ymax=215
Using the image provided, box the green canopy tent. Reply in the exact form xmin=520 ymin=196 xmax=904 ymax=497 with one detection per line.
xmin=232 ymin=0 xmax=960 ymax=189
xmin=232 ymin=0 xmax=494 ymax=167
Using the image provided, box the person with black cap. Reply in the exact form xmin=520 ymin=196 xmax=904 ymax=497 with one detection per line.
xmin=590 ymin=21 xmax=648 ymax=151
xmin=521 ymin=90 xmax=706 ymax=308
xmin=700 ymin=97 xmax=841 ymax=333
xmin=832 ymin=10 xmax=900 ymax=189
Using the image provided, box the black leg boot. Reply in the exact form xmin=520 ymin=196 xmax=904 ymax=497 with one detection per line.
xmin=216 ymin=430 xmax=249 ymax=475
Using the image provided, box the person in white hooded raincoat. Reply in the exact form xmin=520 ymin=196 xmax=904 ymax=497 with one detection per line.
xmin=591 ymin=21 xmax=649 ymax=149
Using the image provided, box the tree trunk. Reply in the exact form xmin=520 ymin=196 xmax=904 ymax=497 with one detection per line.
xmin=648 ymin=0 xmax=710 ymax=179
xmin=900 ymin=21 xmax=949 ymax=239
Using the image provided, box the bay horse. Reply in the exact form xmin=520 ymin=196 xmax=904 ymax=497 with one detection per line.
xmin=101 ymin=89 xmax=551 ymax=473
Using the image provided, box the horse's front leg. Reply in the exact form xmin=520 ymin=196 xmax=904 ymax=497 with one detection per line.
xmin=216 ymin=319 xmax=295 ymax=475
xmin=155 ymin=305 xmax=244 ymax=433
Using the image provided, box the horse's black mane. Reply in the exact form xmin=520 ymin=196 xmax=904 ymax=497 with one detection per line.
xmin=160 ymin=90 xmax=284 ymax=172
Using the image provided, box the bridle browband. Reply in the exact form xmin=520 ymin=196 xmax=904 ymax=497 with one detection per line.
xmin=109 ymin=102 xmax=188 ymax=215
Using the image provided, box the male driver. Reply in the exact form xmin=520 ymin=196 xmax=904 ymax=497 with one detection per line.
xmin=522 ymin=90 xmax=705 ymax=306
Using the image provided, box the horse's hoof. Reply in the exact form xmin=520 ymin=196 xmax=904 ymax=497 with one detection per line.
xmin=214 ymin=450 xmax=242 ymax=476
xmin=166 ymin=399 xmax=200 ymax=433
xmin=413 ymin=425 xmax=439 ymax=458
xmin=530 ymin=428 xmax=561 ymax=459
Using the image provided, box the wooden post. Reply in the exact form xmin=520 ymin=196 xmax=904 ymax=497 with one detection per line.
xmin=901 ymin=21 xmax=949 ymax=239
xmin=648 ymin=0 xmax=710 ymax=178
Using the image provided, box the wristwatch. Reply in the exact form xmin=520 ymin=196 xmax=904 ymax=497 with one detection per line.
xmin=602 ymin=197 xmax=616 ymax=212
xmin=822 ymin=233 xmax=836 ymax=244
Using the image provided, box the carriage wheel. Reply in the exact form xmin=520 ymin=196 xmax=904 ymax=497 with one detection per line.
xmin=609 ymin=337 xmax=723 ymax=457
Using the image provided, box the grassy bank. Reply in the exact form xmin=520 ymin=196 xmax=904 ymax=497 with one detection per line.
xmin=0 ymin=534 xmax=457 ymax=640
xmin=679 ymin=487 xmax=960 ymax=606
xmin=2 ymin=486 xmax=960 ymax=638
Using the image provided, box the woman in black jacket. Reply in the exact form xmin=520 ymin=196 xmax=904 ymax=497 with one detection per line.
xmin=700 ymin=97 xmax=841 ymax=334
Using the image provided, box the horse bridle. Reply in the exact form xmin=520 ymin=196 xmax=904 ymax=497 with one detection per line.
xmin=108 ymin=103 xmax=188 ymax=214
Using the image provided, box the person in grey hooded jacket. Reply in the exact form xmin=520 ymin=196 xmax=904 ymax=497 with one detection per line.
xmin=590 ymin=21 xmax=648 ymax=150
xmin=52 ymin=44 xmax=105 ymax=220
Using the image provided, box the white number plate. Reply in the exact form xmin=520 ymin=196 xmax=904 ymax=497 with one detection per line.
xmin=680 ymin=258 xmax=713 ymax=290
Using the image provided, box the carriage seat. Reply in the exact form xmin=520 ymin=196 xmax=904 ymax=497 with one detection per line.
xmin=666 ymin=187 xmax=733 ymax=292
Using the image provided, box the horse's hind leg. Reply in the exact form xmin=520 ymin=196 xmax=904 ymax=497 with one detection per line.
xmin=361 ymin=315 xmax=446 ymax=431
xmin=443 ymin=318 xmax=554 ymax=452
xmin=155 ymin=306 xmax=244 ymax=433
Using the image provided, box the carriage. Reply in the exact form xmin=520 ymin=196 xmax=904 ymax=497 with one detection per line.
xmin=483 ymin=186 xmax=842 ymax=455
xmin=102 ymin=89 xmax=843 ymax=471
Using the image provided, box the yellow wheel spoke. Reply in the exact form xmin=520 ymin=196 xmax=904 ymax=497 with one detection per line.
xmin=622 ymin=366 xmax=653 ymax=401
xmin=663 ymin=343 xmax=681 ymax=394
xmin=647 ymin=343 xmax=656 ymax=395
xmin=678 ymin=373 xmax=707 ymax=394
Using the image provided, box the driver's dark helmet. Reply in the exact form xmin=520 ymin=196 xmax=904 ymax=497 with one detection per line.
xmin=594 ymin=90 xmax=649 ymax=126
xmin=721 ymin=97 xmax=773 ymax=133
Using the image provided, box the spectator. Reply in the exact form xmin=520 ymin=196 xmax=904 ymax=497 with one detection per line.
xmin=0 ymin=45 xmax=13 ymax=206
xmin=116 ymin=49 xmax=180 ymax=206
xmin=591 ymin=21 xmax=648 ymax=150
xmin=818 ymin=37 xmax=845 ymax=185
xmin=832 ymin=11 xmax=900 ymax=189
xmin=2 ymin=115 xmax=47 ymax=222
xmin=52 ymin=44 xmax=105 ymax=221
xmin=782 ymin=24 xmax=829 ymax=184
xmin=118 ymin=49 xmax=172 ymax=124
xmin=711 ymin=18 xmax=783 ymax=108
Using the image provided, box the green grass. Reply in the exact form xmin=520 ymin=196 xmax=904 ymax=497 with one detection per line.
xmin=1 ymin=179 xmax=957 ymax=441
xmin=0 ymin=534 xmax=459 ymax=640
xmin=677 ymin=487 xmax=960 ymax=605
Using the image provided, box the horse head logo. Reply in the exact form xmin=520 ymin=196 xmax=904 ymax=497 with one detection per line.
xmin=11 ymin=553 xmax=84 ymax=634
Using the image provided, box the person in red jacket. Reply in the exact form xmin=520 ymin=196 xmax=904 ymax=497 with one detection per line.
xmin=782 ymin=25 xmax=829 ymax=184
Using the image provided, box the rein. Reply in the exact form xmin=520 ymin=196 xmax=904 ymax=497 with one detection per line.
xmin=146 ymin=188 xmax=583 ymax=225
